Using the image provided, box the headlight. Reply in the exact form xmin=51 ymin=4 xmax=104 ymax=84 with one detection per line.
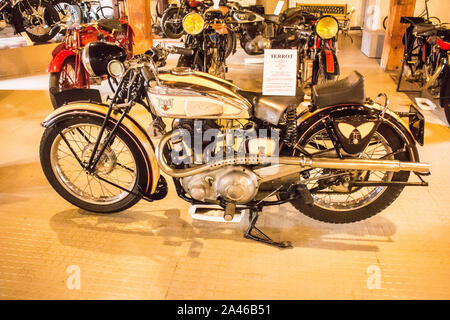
xmin=316 ymin=16 xmax=339 ymax=40
xmin=107 ymin=60 xmax=125 ymax=78
xmin=82 ymin=42 xmax=127 ymax=77
xmin=183 ymin=12 xmax=204 ymax=35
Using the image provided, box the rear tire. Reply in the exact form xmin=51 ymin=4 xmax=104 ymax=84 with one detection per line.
xmin=441 ymin=69 xmax=450 ymax=125
xmin=291 ymin=118 xmax=411 ymax=224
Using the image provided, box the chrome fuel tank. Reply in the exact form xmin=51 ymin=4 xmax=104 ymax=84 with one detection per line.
xmin=148 ymin=69 xmax=252 ymax=119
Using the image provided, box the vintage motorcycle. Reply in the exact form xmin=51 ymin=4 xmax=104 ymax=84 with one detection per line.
xmin=48 ymin=18 xmax=133 ymax=109
xmin=39 ymin=43 xmax=430 ymax=248
xmin=230 ymin=4 xmax=316 ymax=55
xmin=176 ymin=8 xmax=235 ymax=78
xmin=161 ymin=0 xmax=211 ymax=39
xmin=0 ymin=0 xmax=61 ymax=43
xmin=296 ymin=15 xmax=341 ymax=85
xmin=397 ymin=17 xmax=450 ymax=124
xmin=230 ymin=4 xmax=340 ymax=85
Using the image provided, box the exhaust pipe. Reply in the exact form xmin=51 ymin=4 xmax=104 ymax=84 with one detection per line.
xmin=156 ymin=131 xmax=431 ymax=178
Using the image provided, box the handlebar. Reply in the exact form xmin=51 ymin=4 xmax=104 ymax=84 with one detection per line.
xmin=168 ymin=46 xmax=195 ymax=56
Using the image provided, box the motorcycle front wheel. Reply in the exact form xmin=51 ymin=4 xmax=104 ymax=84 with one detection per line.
xmin=161 ymin=7 xmax=184 ymax=39
xmin=49 ymin=56 xmax=89 ymax=109
xmin=40 ymin=116 xmax=144 ymax=213
xmin=12 ymin=0 xmax=61 ymax=43
xmin=290 ymin=119 xmax=411 ymax=224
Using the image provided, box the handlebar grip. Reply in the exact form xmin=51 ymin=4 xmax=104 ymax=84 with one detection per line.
xmin=172 ymin=47 xmax=194 ymax=56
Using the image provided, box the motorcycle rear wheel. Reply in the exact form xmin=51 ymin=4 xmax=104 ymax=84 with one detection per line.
xmin=12 ymin=0 xmax=61 ymax=43
xmin=161 ymin=7 xmax=184 ymax=39
xmin=291 ymin=119 xmax=410 ymax=224
xmin=40 ymin=116 xmax=144 ymax=213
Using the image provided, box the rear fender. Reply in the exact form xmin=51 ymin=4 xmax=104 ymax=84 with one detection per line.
xmin=297 ymin=104 xmax=420 ymax=162
xmin=47 ymin=49 xmax=76 ymax=73
xmin=41 ymin=103 xmax=160 ymax=195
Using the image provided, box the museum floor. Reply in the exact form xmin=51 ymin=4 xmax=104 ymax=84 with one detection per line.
xmin=0 ymin=36 xmax=449 ymax=300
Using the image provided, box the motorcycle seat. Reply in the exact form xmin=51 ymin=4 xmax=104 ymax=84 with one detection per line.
xmin=413 ymin=23 xmax=436 ymax=36
xmin=97 ymin=19 xmax=124 ymax=32
xmin=238 ymin=87 xmax=305 ymax=125
xmin=312 ymin=71 xmax=366 ymax=108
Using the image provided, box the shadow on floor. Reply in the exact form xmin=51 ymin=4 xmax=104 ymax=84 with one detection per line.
xmin=49 ymin=205 xmax=397 ymax=258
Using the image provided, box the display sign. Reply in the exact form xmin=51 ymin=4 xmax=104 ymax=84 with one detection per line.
xmin=262 ymin=49 xmax=297 ymax=96
xmin=274 ymin=1 xmax=284 ymax=15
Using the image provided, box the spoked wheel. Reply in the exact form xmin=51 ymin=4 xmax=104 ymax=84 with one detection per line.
xmin=161 ymin=7 xmax=184 ymax=39
xmin=13 ymin=0 xmax=61 ymax=43
xmin=291 ymin=120 xmax=410 ymax=223
xmin=49 ymin=56 xmax=88 ymax=109
xmin=96 ymin=5 xmax=114 ymax=20
xmin=54 ymin=2 xmax=82 ymax=26
xmin=40 ymin=117 xmax=144 ymax=213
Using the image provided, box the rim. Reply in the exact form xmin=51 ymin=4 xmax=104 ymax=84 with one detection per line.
xmin=57 ymin=3 xmax=80 ymax=26
xmin=50 ymin=123 xmax=137 ymax=205
xmin=294 ymin=128 xmax=394 ymax=211
xmin=21 ymin=3 xmax=54 ymax=36
xmin=59 ymin=59 xmax=78 ymax=90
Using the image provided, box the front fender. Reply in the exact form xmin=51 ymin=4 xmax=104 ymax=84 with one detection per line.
xmin=47 ymin=49 xmax=75 ymax=73
xmin=320 ymin=49 xmax=340 ymax=76
xmin=297 ymin=103 xmax=420 ymax=162
xmin=42 ymin=103 xmax=160 ymax=195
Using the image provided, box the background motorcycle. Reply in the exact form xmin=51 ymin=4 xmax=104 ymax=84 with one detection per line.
xmin=39 ymin=43 xmax=430 ymax=248
xmin=230 ymin=3 xmax=316 ymax=56
xmin=397 ymin=17 xmax=450 ymax=124
xmin=177 ymin=9 xmax=233 ymax=78
xmin=51 ymin=0 xmax=114 ymax=26
xmin=47 ymin=18 xmax=133 ymax=108
xmin=161 ymin=0 xmax=210 ymax=39
xmin=297 ymin=15 xmax=341 ymax=85
xmin=0 ymin=0 xmax=60 ymax=43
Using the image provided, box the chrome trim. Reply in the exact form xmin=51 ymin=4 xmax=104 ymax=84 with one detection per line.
xmin=155 ymin=130 xmax=431 ymax=178
xmin=82 ymin=45 xmax=95 ymax=77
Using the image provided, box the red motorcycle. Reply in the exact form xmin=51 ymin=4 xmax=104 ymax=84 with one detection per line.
xmin=47 ymin=18 xmax=133 ymax=108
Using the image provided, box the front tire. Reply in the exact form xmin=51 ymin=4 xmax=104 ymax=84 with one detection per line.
xmin=49 ymin=56 xmax=89 ymax=109
xmin=12 ymin=0 xmax=61 ymax=43
xmin=291 ymin=117 xmax=411 ymax=224
xmin=161 ymin=7 xmax=184 ymax=39
xmin=40 ymin=116 xmax=145 ymax=213
xmin=441 ymin=68 xmax=450 ymax=125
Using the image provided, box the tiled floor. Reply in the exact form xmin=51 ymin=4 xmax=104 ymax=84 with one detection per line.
xmin=0 ymin=36 xmax=449 ymax=300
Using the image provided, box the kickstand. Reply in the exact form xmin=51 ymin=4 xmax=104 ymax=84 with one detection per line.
xmin=244 ymin=210 xmax=293 ymax=249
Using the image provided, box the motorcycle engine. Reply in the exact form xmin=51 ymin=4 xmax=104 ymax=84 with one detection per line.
xmin=244 ymin=35 xmax=272 ymax=54
xmin=182 ymin=167 xmax=259 ymax=204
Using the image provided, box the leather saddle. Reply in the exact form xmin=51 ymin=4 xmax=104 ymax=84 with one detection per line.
xmin=312 ymin=71 xmax=366 ymax=108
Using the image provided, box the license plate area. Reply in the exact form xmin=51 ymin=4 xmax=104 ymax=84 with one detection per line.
xmin=408 ymin=105 xmax=425 ymax=146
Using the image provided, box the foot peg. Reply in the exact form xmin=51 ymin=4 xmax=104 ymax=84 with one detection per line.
xmin=224 ymin=203 xmax=236 ymax=221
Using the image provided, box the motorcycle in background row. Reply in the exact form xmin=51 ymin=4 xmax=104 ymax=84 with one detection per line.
xmin=230 ymin=3 xmax=340 ymax=86
xmin=0 ymin=0 xmax=61 ymax=43
xmin=161 ymin=0 xmax=212 ymax=39
xmin=176 ymin=6 xmax=235 ymax=78
xmin=47 ymin=18 xmax=133 ymax=108
xmin=397 ymin=16 xmax=450 ymax=124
